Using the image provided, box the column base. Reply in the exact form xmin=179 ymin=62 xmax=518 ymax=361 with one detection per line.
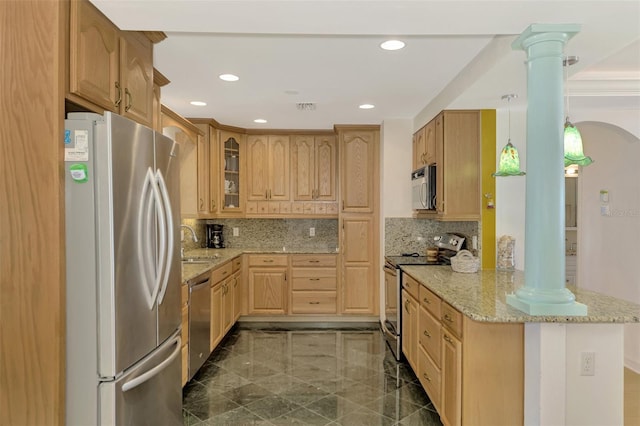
xmin=507 ymin=293 xmax=587 ymax=316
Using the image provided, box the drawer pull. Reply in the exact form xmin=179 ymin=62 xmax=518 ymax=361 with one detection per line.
xmin=423 ymin=330 xmax=431 ymax=338
xmin=309 ymin=278 xmax=320 ymax=281
xmin=308 ymin=260 xmax=320 ymax=263
xmin=309 ymin=301 xmax=320 ymax=305
xmin=423 ymin=298 xmax=430 ymax=304
xmin=404 ymin=300 xmax=410 ymax=313
xmin=222 ymin=271 xmax=228 ymax=275
xmin=422 ymin=373 xmax=431 ymax=383
xmin=444 ymin=334 xmax=453 ymax=343
xmin=443 ymin=314 xmax=453 ymax=322
xmin=263 ymin=259 xmax=274 ymax=263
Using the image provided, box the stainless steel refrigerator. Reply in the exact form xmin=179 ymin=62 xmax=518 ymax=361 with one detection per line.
xmin=65 ymin=112 xmax=182 ymax=425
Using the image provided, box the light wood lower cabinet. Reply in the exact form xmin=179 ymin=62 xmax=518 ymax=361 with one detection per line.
xmin=401 ymin=290 xmax=418 ymax=372
xmin=401 ymin=274 xmax=524 ymax=426
xmin=209 ymin=260 xmax=234 ymax=352
xmin=247 ymin=255 xmax=288 ymax=314
xmin=290 ymin=254 xmax=337 ymax=314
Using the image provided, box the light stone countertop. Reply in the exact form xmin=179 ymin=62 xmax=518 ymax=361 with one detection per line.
xmin=401 ymin=265 xmax=640 ymax=323
xmin=181 ymin=247 xmax=337 ymax=284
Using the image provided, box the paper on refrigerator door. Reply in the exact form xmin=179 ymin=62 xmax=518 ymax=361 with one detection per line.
xmin=65 ymin=129 xmax=90 ymax=162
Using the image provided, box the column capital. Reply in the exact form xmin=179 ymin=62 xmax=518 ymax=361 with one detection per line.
xmin=512 ymin=24 xmax=581 ymax=51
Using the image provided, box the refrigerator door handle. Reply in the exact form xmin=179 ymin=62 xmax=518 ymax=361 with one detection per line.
xmin=138 ymin=168 xmax=158 ymax=309
xmin=121 ymin=334 xmax=181 ymax=393
xmin=149 ymin=170 xmax=167 ymax=309
xmin=155 ymin=170 xmax=173 ymax=305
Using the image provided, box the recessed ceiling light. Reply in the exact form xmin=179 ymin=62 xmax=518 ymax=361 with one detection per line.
xmin=219 ymin=74 xmax=239 ymax=82
xmin=190 ymin=101 xmax=207 ymax=106
xmin=380 ymin=40 xmax=405 ymax=51
xmin=359 ymin=104 xmax=375 ymax=109
xmin=254 ymin=119 xmax=267 ymax=124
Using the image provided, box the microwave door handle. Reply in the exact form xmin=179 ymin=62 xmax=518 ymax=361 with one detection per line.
xmin=421 ymin=181 xmax=428 ymax=208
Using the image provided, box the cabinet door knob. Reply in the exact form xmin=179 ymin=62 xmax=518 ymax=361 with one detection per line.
xmin=423 ymin=330 xmax=431 ymax=338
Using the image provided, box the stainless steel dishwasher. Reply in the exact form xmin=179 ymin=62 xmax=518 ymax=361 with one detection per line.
xmin=188 ymin=275 xmax=210 ymax=381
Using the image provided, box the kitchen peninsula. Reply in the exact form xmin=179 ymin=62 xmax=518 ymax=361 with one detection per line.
xmin=399 ymin=264 xmax=640 ymax=426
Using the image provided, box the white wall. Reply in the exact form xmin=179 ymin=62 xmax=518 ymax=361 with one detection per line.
xmin=380 ymin=119 xmax=414 ymax=218
xmin=575 ymin=120 xmax=640 ymax=372
xmin=495 ymin=107 xmax=528 ymax=270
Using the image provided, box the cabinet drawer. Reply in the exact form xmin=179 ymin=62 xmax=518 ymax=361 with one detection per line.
xmin=181 ymin=304 xmax=189 ymax=343
xmin=291 ymin=254 xmax=337 ymax=267
xmin=419 ymin=285 xmax=441 ymax=318
xmin=291 ymin=291 xmax=337 ymax=314
xmin=418 ymin=345 xmax=441 ymax=410
xmin=419 ymin=305 xmax=441 ymax=366
xmin=248 ymin=254 xmax=288 ymax=267
xmin=291 ymin=275 xmax=336 ymax=291
xmin=232 ymin=256 xmax=242 ymax=273
xmin=441 ymin=302 xmax=463 ymax=338
xmin=211 ymin=262 xmax=233 ymax=284
xmin=402 ymin=273 xmax=420 ymax=300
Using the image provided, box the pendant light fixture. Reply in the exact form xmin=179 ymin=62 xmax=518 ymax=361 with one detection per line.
xmin=563 ymin=56 xmax=593 ymax=167
xmin=493 ymin=94 xmax=525 ymax=176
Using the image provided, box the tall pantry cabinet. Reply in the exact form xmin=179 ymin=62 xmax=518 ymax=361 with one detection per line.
xmin=336 ymin=126 xmax=380 ymax=315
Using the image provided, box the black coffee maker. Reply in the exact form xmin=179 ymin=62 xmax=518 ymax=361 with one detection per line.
xmin=206 ymin=224 xmax=225 ymax=248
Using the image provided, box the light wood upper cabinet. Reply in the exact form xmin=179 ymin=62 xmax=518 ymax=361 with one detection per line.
xmin=119 ymin=31 xmax=153 ymax=126
xmin=247 ymin=135 xmax=290 ymax=201
xmin=196 ymin=134 xmax=210 ymax=215
xmin=162 ymin=106 xmax=204 ymax=218
xmin=69 ymin=0 xmax=154 ymax=127
xmin=291 ymin=135 xmax=337 ymax=201
xmin=69 ymin=0 xmax=119 ymax=112
xmin=435 ymin=111 xmax=480 ymax=220
xmin=340 ymin=129 xmax=377 ymax=213
xmin=220 ymin=130 xmax=244 ymax=214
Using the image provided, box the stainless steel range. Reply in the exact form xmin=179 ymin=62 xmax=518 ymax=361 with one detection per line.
xmin=382 ymin=254 xmax=441 ymax=361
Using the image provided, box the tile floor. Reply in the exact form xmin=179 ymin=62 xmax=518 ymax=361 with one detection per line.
xmin=182 ymin=326 xmax=442 ymax=425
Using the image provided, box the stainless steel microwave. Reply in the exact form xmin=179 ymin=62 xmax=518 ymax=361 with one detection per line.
xmin=411 ymin=165 xmax=436 ymax=210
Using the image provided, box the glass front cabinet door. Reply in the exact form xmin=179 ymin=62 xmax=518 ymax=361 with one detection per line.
xmin=220 ymin=131 xmax=243 ymax=213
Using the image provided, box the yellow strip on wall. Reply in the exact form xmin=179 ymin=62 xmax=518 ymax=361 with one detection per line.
xmin=481 ymin=110 xmax=496 ymax=269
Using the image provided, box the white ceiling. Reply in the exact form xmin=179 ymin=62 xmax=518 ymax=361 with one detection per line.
xmin=91 ymin=0 xmax=640 ymax=130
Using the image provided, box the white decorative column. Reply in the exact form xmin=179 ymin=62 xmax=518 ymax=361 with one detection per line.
xmin=507 ymin=24 xmax=587 ymax=316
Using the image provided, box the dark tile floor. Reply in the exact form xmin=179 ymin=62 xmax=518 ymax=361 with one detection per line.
xmin=182 ymin=326 xmax=443 ymax=425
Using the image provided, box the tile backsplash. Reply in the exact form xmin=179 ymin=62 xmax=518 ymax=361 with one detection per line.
xmin=181 ymin=218 xmax=339 ymax=252
xmin=385 ymin=217 xmax=479 ymax=256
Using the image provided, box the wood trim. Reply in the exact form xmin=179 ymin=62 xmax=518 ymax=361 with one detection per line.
xmin=1 ymin=1 xmax=66 ymax=424
xmin=142 ymin=31 xmax=167 ymax=44
xmin=188 ymin=118 xmax=337 ymax=137
xmin=333 ymin=124 xmax=381 ymax=132
xmin=153 ymin=67 xmax=170 ymax=87
xmin=161 ymin=104 xmax=204 ymax=137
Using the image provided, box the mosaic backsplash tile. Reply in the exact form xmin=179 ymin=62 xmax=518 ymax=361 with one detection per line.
xmin=181 ymin=218 xmax=339 ymax=252
xmin=385 ymin=217 xmax=479 ymax=256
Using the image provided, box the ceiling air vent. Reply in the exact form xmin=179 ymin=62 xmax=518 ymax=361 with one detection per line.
xmin=296 ymin=102 xmax=316 ymax=111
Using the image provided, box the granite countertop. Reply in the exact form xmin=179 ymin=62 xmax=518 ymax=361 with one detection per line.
xmin=181 ymin=247 xmax=338 ymax=284
xmin=400 ymin=265 xmax=640 ymax=324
